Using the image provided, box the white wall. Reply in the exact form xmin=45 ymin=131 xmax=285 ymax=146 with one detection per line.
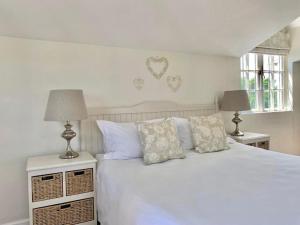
xmin=289 ymin=26 xmax=300 ymax=156
xmin=0 ymin=36 xmax=299 ymax=224
xmin=290 ymin=26 xmax=300 ymax=62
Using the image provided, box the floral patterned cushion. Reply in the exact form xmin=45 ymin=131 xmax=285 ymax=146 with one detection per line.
xmin=138 ymin=119 xmax=185 ymax=165
xmin=189 ymin=113 xmax=229 ymax=153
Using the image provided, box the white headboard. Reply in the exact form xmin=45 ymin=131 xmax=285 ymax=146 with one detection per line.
xmin=80 ymin=100 xmax=218 ymax=155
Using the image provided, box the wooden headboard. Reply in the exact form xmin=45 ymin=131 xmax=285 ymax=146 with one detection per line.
xmin=80 ymin=100 xmax=218 ymax=155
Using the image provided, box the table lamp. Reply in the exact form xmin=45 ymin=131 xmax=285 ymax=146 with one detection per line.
xmin=221 ymin=90 xmax=250 ymax=136
xmin=44 ymin=89 xmax=88 ymax=159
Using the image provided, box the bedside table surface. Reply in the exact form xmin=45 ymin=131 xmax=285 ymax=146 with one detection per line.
xmin=230 ymin=132 xmax=270 ymax=141
xmin=27 ymin=151 xmax=96 ymax=172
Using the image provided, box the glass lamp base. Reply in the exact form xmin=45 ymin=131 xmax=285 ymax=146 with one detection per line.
xmin=60 ymin=121 xmax=79 ymax=159
xmin=231 ymin=112 xmax=244 ymax=136
xmin=59 ymin=150 xmax=79 ymax=159
xmin=231 ymin=130 xmax=244 ymax=136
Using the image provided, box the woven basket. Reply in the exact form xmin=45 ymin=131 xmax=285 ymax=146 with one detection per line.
xmin=33 ymin=198 xmax=94 ymax=225
xmin=32 ymin=173 xmax=63 ymax=202
xmin=257 ymin=141 xmax=269 ymax=149
xmin=66 ymin=168 xmax=93 ymax=196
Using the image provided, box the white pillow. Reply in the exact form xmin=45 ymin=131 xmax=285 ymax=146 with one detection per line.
xmin=172 ymin=117 xmax=194 ymax=150
xmin=97 ymin=120 xmax=142 ymax=159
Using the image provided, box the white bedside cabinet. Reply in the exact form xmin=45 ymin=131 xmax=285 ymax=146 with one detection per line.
xmin=26 ymin=152 xmax=97 ymax=225
xmin=230 ymin=132 xmax=270 ymax=150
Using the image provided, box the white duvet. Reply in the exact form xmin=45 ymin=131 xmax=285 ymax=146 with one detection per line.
xmin=96 ymin=142 xmax=300 ymax=225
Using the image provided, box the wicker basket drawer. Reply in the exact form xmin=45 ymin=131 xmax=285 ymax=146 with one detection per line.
xmin=66 ymin=168 xmax=93 ymax=196
xmin=33 ymin=198 xmax=94 ymax=225
xmin=32 ymin=173 xmax=63 ymax=202
xmin=257 ymin=141 xmax=269 ymax=150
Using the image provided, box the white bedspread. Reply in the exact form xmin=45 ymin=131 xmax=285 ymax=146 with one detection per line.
xmin=96 ymin=142 xmax=300 ymax=225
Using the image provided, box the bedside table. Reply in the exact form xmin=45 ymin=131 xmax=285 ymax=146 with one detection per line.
xmin=230 ymin=132 xmax=270 ymax=150
xmin=27 ymin=152 xmax=97 ymax=225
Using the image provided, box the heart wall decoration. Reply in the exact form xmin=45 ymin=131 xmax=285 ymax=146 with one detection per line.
xmin=167 ymin=76 xmax=182 ymax=92
xmin=133 ymin=78 xmax=144 ymax=90
xmin=146 ymin=56 xmax=169 ymax=80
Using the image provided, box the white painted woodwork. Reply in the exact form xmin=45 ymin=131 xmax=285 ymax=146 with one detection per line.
xmin=27 ymin=152 xmax=97 ymax=225
xmin=80 ymin=100 xmax=218 ymax=155
xmin=230 ymin=132 xmax=270 ymax=149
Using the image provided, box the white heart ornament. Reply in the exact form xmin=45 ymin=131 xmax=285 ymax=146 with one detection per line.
xmin=167 ymin=76 xmax=182 ymax=92
xmin=133 ymin=78 xmax=144 ymax=90
xmin=146 ymin=57 xmax=169 ymax=80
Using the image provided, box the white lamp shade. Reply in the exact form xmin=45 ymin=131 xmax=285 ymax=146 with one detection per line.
xmin=221 ymin=90 xmax=251 ymax=112
xmin=44 ymin=89 xmax=88 ymax=121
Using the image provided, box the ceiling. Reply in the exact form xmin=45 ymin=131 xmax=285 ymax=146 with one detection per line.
xmin=0 ymin=0 xmax=300 ymax=57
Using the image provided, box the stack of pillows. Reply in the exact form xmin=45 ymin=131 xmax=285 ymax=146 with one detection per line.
xmin=97 ymin=113 xmax=229 ymax=165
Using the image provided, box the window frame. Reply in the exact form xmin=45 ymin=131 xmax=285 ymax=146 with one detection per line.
xmin=240 ymin=52 xmax=291 ymax=113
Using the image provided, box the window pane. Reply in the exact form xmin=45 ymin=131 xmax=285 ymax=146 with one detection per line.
xmin=273 ymin=55 xmax=280 ymax=72
xmin=248 ymin=53 xmax=257 ymax=70
xmin=272 ymin=90 xmax=283 ymax=110
xmin=263 ymin=54 xmax=284 ymax=72
xmin=263 ymin=73 xmax=270 ymax=90
xmin=263 ymin=54 xmax=271 ymax=71
xmin=248 ymin=91 xmax=257 ymax=110
xmin=248 ymin=72 xmax=256 ymax=90
xmin=272 ymin=72 xmax=283 ymax=89
xmin=241 ymin=72 xmax=247 ymax=89
xmin=241 ymin=53 xmax=258 ymax=71
xmin=263 ymin=91 xmax=270 ymax=110
xmin=240 ymin=55 xmax=246 ymax=70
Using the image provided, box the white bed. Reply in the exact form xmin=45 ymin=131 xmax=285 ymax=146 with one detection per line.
xmin=96 ymin=141 xmax=300 ymax=225
xmin=80 ymin=101 xmax=300 ymax=225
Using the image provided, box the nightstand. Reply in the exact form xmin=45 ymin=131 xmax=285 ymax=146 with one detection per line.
xmin=27 ymin=152 xmax=97 ymax=225
xmin=230 ymin=132 xmax=270 ymax=150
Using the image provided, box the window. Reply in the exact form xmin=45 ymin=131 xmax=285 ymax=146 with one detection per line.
xmin=240 ymin=53 xmax=291 ymax=112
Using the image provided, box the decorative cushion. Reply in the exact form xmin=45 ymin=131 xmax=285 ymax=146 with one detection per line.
xmin=189 ymin=113 xmax=229 ymax=153
xmin=138 ymin=119 xmax=185 ymax=165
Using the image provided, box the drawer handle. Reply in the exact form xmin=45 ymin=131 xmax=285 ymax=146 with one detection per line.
xmin=74 ymin=171 xmax=85 ymax=176
xmin=60 ymin=204 xmax=71 ymax=209
xmin=41 ymin=175 xmax=54 ymax=181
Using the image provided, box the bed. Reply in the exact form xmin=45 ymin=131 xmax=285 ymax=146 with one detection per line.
xmin=80 ymin=101 xmax=300 ymax=225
